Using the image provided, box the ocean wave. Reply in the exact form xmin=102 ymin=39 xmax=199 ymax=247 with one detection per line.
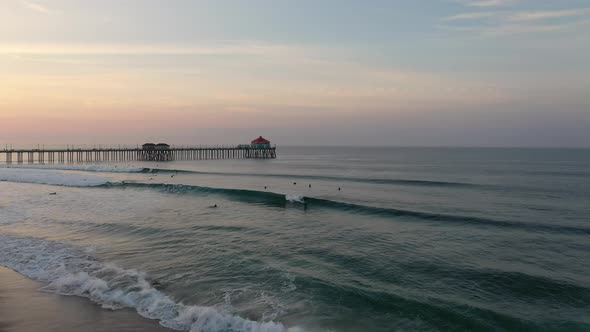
xmin=110 ymin=182 xmax=590 ymax=235
xmin=0 ymin=164 xmax=146 ymax=173
xmin=0 ymin=168 xmax=108 ymax=187
xmin=0 ymin=163 xmax=483 ymax=188
xmin=0 ymin=234 xmax=298 ymax=332
xmin=112 ymin=182 xmax=297 ymax=206
xmin=290 ymin=270 xmax=580 ymax=331
xmin=285 ymin=194 xmax=305 ymax=203
xmin=146 ymin=168 xmax=477 ymax=188
xmin=300 ymin=198 xmax=590 ymax=235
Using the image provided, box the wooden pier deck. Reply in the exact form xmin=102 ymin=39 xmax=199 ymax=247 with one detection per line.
xmin=0 ymin=146 xmax=276 ymax=163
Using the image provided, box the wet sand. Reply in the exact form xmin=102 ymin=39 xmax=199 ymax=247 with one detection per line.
xmin=0 ymin=267 xmax=171 ymax=332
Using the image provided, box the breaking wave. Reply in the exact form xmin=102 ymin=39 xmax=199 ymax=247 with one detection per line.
xmin=0 ymin=164 xmax=146 ymax=173
xmin=109 ymin=182 xmax=590 ymax=235
xmin=0 ymin=168 xmax=108 ymax=187
xmin=111 ymin=182 xmax=301 ymax=206
xmin=285 ymin=195 xmax=305 ymax=203
xmin=0 ymin=234 xmax=297 ymax=332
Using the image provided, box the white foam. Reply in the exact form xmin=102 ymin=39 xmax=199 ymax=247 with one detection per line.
xmin=285 ymin=195 xmax=305 ymax=204
xmin=0 ymin=234 xmax=298 ymax=332
xmin=0 ymin=168 xmax=108 ymax=187
xmin=0 ymin=164 xmax=144 ymax=173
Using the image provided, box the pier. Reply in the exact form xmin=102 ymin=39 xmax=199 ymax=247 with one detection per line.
xmin=0 ymin=145 xmax=277 ymax=164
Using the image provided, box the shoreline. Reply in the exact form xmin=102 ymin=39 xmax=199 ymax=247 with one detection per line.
xmin=0 ymin=267 xmax=172 ymax=332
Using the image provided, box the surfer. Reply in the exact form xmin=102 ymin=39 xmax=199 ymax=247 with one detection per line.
xmin=49 ymin=192 xmax=57 ymax=195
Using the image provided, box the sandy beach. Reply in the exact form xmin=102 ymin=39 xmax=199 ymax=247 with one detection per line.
xmin=0 ymin=267 xmax=171 ymax=332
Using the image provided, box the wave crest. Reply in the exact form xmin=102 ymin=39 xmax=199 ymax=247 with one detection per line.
xmin=112 ymin=182 xmax=590 ymax=235
xmin=0 ymin=164 xmax=146 ymax=173
xmin=0 ymin=168 xmax=108 ymax=187
xmin=285 ymin=195 xmax=305 ymax=203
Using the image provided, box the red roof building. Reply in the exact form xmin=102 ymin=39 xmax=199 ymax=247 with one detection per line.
xmin=251 ymin=136 xmax=271 ymax=147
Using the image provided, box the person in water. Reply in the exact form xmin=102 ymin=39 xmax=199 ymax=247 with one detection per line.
xmin=209 ymin=204 xmax=218 ymax=208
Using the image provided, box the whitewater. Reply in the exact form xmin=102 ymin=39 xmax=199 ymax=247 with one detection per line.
xmin=0 ymin=234 xmax=298 ymax=332
xmin=0 ymin=167 xmax=109 ymax=187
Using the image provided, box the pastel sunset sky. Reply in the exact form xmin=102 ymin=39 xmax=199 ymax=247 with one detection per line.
xmin=1 ymin=0 xmax=589 ymax=146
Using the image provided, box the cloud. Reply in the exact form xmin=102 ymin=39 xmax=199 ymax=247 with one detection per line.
xmin=21 ymin=0 xmax=51 ymax=14
xmin=485 ymin=18 xmax=590 ymax=35
xmin=467 ymin=0 xmax=514 ymax=8
xmin=0 ymin=41 xmax=297 ymax=56
xmin=440 ymin=18 xmax=590 ymax=36
xmin=509 ymin=8 xmax=590 ymax=21
xmin=442 ymin=3 xmax=590 ymax=36
xmin=1 ymin=42 xmax=513 ymax=118
xmin=444 ymin=12 xmax=499 ymax=21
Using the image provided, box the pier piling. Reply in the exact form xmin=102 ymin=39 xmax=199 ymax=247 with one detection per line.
xmin=0 ymin=145 xmax=276 ymax=164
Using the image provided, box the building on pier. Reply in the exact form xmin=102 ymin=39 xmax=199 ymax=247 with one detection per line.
xmin=142 ymin=143 xmax=156 ymax=150
xmin=251 ymin=136 xmax=271 ymax=148
xmin=155 ymin=143 xmax=170 ymax=150
xmin=140 ymin=142 xmax=171 ymax=161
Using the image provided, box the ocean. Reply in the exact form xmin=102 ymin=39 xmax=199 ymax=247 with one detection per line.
xmin=0 ymin=147 xmax=589 ymax=332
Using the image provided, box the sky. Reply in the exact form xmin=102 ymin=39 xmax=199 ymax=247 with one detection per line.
xmin=0 ymin=0 xmax=589 ymax=147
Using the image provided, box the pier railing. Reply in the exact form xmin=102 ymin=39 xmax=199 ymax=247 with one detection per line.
xmin=0 ymin=145 xmax=277 ymax=163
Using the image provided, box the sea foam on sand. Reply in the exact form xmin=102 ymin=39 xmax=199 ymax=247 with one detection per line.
xmin=0 ymin=234 xmax=301 ymax=332
xmin=0 ymin=266 xmax=170 ymax=332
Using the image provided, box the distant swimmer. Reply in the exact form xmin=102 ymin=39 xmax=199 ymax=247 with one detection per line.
xmin=338 ymin=187 xmax=341 ymax=191
xmin=293 ymin=182 xmax=297 ymax=185
xmin=264 ymin=186 xmax=267 ymax=190
xmin=309 ymin=184 xmax=311 ymax=188
xmin=171 ymin=175 xmax=175 ymax=178
xmin=49 ymin=192 xmax=57 ymax=195
xmin=209 ymin=204 xmax=218 ymax=208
